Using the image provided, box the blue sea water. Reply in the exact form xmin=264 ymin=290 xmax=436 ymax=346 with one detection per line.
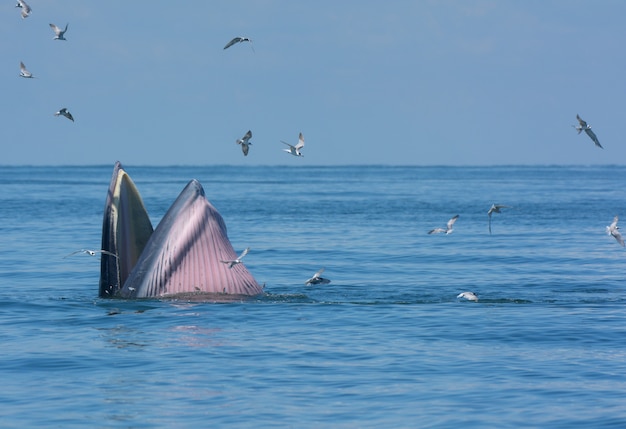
xmin=1 ymin=165 xmax=626 ymax=428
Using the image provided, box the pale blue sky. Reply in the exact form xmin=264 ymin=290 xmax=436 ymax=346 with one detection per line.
xmin=2 ymin=1 xmax=625 ymax=165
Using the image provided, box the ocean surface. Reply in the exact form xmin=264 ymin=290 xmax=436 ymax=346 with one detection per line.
xmin=1 ymin=165 xmax=626 ymax=428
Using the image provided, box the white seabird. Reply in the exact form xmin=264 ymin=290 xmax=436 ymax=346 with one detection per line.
xmin=220 ymin=247 xmax=250 ymax=268
xmin=281 ymin=132 xmax=305 ymax=157
xmin=54 ymin=108 xmax=74 ymax=122
xmin=606 ymin=215 xmax=624 ymax=247
xmin=64 ymin=249 xmax=118 ymax=259
xmin=487 ymin=204 xmax=510 ymax=234
xmin=573 ymin=114 xmax=602 ymax=149
xmin=428 ymin=214 xmax=459 ymax=235
xmin=19 ymin=61 xmax=34 ymax=78
xmin=236 ymin=130 xmax=253 ymax=156
xmin=457 ymin=291 xmax=478 ymax=302
xmin=305 ymin=268 xmax=331 ymax=286
xmin=223 ymin=36 xmax=254 ymax=52
xmin=15 ymin=0 xmax=31 ymax=19
xmin=49 ymin=23 xmax=68 ymax=40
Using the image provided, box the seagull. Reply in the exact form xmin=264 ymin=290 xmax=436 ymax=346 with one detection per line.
xmin=236 ymin=130 xmax=253 ymax=156
xmin=428 ymin=214 xmax=459 ymax=234
xmin=305 ymin=268 xmax=331 ymax=286
xmin=49 ymin=23 xmax=68 ymax=41
xmin=487 ymin=204 xmax=510 ymax=234
xmin=54 ymin=108 xmax=74 ymax=122
xmin=573 ymin=114 xmax=602 ymax=149
xmin=281 ymin=132 xmax=305 ymax=157
xmin=223 ymin=36 xmax=254 ymax=52
xmin=15 ymin=0 xmax=31 ymax=19
xmin=64 ymin=249 xmax=118 ymax=259
xmin=220 ymin=247 xmax=250 ymax=268
xmin=19 ymin=61 xmax=34 ymax=78
xmin=606 ymin=216 xmax=624 ymax=247
xmin=457 ymin=292 xmax=478 ymax=302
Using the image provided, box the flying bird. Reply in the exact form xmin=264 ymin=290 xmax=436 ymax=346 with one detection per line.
xmin=606 ymin=216 xmax=624 ymax=247
xmin=220 ymin=247 xmax=250 ymax=268
xmin=305 ymin=268 xmax=331 ymax=286
xmin=15 ymin=0 xmax=31 ymax=19
xmin=236 ymin=130 xmax=253 ymax=156
xmin=428 ymin=214 xmax=459 ymax=235
xmin=49 ymin=23 xmax=68 ymax=40
xmin=457 ymin=291 xmax=478 ymax=302
xmin=19 ymin=61 xmax=34 ymax=78
xmin=54 ymin=108 xmax=74 ymax=122
xmin=64 ymin=249 xmax=118 ymax=259
xmin=487 ymin=204 xmax=510 ymax=234
xmin=573 ymin=114 xmax=602 ymax=148
xmin=281 ymin=132 xmax=305 ymax=157
xmin=223 ymin=37 xmax=254 ymax=52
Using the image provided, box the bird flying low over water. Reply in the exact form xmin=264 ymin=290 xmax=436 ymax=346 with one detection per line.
xmin=282 ymin=133 xmax=305 ymax=157
xmin=305 ymin=268 xmax=331 ymax=286
xmin=220 ymin=247 xmax=250 ymax=268
xmin=64 ymin=249 xmax=118 ymax=259
xmin=49 ymin=23 xmax=68 ymax=40
xmin=574 ymin=114 xmax=602 ymax=148
xmin=487 ymin=204 xmax=510 ymax=234
xmin=236 ymin=130 xmax=253 ymax=156
xmin=223 ymin=36 xmax=254 ymax=52
xmin=54 ymin=108 xmax=74 ymax=122
xmin=15 ymin=0 xmax=31 ymax=19
xmin=606 ymin=216 xmax=624 ymax=247
xmin=457 ymin=291 xmax=478 ymax=302
xmin=19 ymin=61 xmax=34 ymax=78
xmin=428 ymin=214 xmax=459 ymax=235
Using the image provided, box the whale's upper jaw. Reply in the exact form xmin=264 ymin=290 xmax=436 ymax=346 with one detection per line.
xmin=100 ymin=162 xmax=262 ymax=299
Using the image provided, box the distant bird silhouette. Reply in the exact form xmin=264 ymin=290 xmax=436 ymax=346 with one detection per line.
xmin=223 ymin=36 xmax=254 ymax=52
xmin=220 ymin=247 xmax=250 ymax=268
xmin=19 ymin=61 xmax=34 ymax=78
xmin=64 ymin=249 xmax=118 ymax=259
xmin=487 ymin=204 xmax=510 ymax=234
xmin=281 ymin=132 xmax=305 ymax=157
xmin=457 ymin=291 xmax=478 ymax=302
xmin=606 ymin=215 xmax=624 ymax=247
xmin=236 ymin=130 xmax=253 ymax=156
xmin=428 ymin=214 xmax=459 ymax=235
xmin=49 ymin=23 xmax=68 ymax=40
xmin=573 ymin=114 xmax=602 ymax=148
xmin=305 ymin=268 xmax=331 ymax=286
xmin=54 ymin=108 xmax=74 ymax=122
xmin=15 ymin=0 xmax=31 ymax=19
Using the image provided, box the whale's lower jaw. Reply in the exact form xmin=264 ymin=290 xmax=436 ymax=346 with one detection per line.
xmin=99 ymin=162 xmax=263 ymax=299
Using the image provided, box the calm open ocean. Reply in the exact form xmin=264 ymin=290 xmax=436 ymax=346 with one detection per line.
xmin=1 ymin=165 xmax=625 ymax=428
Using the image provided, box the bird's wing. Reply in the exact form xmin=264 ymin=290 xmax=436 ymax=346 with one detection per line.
xmin=49 ymin=23 xmax=61 ymax=34
xmin=63 ymin=250 xmax=84 ymax=258
xmin=428 ymin=228 xmax=444 ymax=234
xmin=99 ymin=250 xmax=118 ymax=258
xmin=610 ymin=216 xmax=619 ymax=231
xmin=447 ymin=215 xmax=459 ymax=229
xmin=241 ymin=143 xmax=249 ymax=156
xmin=613 ymin=230 xmax=625 ymax=246
xmin=20 ymin=62 xmax=26 ymax=71
xmin=314 ymin=268 xmax=325 ymax=278
xmin=281 ymin=140 xmax=295 ymax=149
xmin=238 ymin=247 xmax=250 ymax=259
xmin=576 ymin=114 xmax=587 ymax=127
xmin=242 ymin=130 xmax=252 ymax=143
xmin=295 ymin=133 xmax=305 ymax=150
xmin=584 ymin=128 xmax=602 ymax=148
xmin=223 ymin=37 xmax=241 ymax=49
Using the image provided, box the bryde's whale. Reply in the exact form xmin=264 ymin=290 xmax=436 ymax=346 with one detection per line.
xmin=99 ymin=162 xmax=263 ymax=299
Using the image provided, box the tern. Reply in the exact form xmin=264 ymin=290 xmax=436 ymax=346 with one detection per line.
xmin=236 ymin=130 xmax=253 ymax=156
xmin=223 ymin=36 xmax=254 ymax=52
xmin=15 ymin=0 xmax=31 ymax=19
xmin=457 ymin=292 xmax=478 ymax=302
xmin=19 ymin=61 xmax=34 ymax=78
xmin=606 ymin=216 xmax=624 ymax=247
xmin=49 ymin=23 xmax=68 ymax=40
xmin=281 ymin=132 xmax=305 ymax=157
xmin=305 ymin=268 xmax=331 ymax=286
xmin=428 ymin=214 xmax=459 ymax=234
xmin=54 ymin=108 xmax=74 ymax=122
xmin=64 ymin=249 xmax=118 ymax=259
xmin=573 ymin=114 xmax=602 ymax=149
xmin=487 ymin=204 xmax=510 ymax=234
xmin=220 ymin=247 xmax=250 ymax=268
